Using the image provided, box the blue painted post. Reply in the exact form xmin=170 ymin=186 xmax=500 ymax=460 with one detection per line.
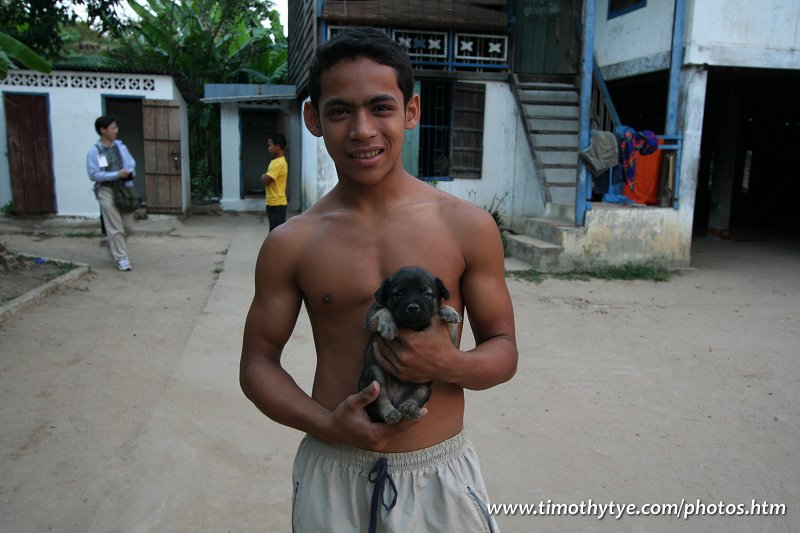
xmin=665 ymin=0 xmax=686 ymax=209
xmin=576 ymin=0 xmax=596 ymax=226
xmin=665 ymin=0 xmax=686 ymax=135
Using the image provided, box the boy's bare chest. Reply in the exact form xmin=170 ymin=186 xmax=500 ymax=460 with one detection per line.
xmin=296 ymin=216 xmax=463 ymax=316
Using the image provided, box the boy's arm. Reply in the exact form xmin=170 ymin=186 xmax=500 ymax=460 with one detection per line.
xmin=240 ymin=230 xmax=421 ymax=449
xmin=453 ymin=208 xmax=518 ymax=389
xmin=260 ymin=160 xmax=276 ymax=186
xmin=374 ymin=208 xmax=517 ymax=390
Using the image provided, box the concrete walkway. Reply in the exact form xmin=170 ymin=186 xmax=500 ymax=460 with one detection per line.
xmin=0 ymin=214 xmax=798 ymax=532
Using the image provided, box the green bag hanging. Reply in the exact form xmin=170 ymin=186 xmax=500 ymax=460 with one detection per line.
xmin=111 ymin=181 xmax=140 ymax=213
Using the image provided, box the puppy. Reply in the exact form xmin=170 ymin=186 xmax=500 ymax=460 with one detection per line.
xmin=358 ymin=266 xmax=462 ymax=424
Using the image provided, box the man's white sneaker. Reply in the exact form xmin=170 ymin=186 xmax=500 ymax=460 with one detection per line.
xmin=116 ymin=259 xmax=132 ymax=271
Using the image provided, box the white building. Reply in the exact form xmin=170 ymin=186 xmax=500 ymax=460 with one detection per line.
xmin=595 ymin=0 xmax=800 ymax=242
xmin=1 ymin=69 xmax=191 ymax=217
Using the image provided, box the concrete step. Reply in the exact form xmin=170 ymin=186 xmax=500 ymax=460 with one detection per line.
xmin=515 ymin=81 xmax=576 ymax=92
xmin=525 ymin=104 xmax=580 ymax=119
xmin=538 ymin=149 xmax=578 ymax=166
xmin=549 ymin=185 xmax=577 ymax=205
xmin=527 ymin=118 xmax=579 ymax=133
xmin=519 ymin=90 xmax=579 ymax=105
xmin=531 ymin=132 xmax=578 ymax=148
xmin=543 ymin=167 xmax=578 ymax=184
xmin=522 ymin=216 xmax=576 ymax=244
xmin=504 ymin=233 xmax=563 ymax=272
xmin=544 ymin=202 xmax=576 ymax=223
xmin=504 ymin=255 xmax=533 ymax=272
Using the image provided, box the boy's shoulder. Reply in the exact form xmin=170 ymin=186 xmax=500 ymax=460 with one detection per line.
xmin=421 ymin=185 xmax=496 ymax=226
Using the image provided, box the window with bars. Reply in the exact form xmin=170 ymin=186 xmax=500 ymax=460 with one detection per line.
xmin=418 ymin=80 xmax=485 ymax=180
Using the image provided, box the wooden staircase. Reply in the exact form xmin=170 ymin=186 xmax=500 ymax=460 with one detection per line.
xmin=508 ymin=75 xmax=583 ymax=271
xmin=515 ymin=74 xmax=580 ymax=211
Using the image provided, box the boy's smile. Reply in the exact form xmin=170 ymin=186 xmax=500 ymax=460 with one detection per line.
xmin=304 ymin=56 xmax=419 ymax=187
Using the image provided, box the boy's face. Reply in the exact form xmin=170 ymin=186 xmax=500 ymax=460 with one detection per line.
xmin=267 ymin=138 xmax=280 ymax=156
xmin=304 ymin=56 xmax=419 ymax=187
xmin=100 ymin=122 xmax=119 ymax=142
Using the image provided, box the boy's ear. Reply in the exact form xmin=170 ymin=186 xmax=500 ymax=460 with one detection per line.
xmin=404 ymin=93 xmax=420 ymax=131
xmin=303 ymin=101 xmax=323 ymax=137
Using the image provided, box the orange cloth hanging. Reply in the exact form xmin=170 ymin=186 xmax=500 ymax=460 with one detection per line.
xmin=623 ymin=140 xmax=664 ymax=205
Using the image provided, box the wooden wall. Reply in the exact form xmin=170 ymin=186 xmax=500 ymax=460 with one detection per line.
xmin=322 ymin=0 xmax=508 ymax=31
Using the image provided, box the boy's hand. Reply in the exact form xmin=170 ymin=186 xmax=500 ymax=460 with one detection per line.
xmin=372 ymin=319 xmax=460 ymax=384
xmin=327 ymin=381 xmax=426 ymax=451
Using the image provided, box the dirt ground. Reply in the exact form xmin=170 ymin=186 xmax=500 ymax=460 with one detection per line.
xmin=0 ymin=245 xmax=77 ymax=305
xmin=0 ymin=213 xmax=797 ymax=533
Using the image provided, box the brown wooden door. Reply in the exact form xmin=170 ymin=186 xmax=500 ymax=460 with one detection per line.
xmin=143 ymin=99 xmax=182 ymax=213
xmin=3 ymin=94 xmax=55 ymax=213
xmin=450 ymin=82 xmax=486 ymax=179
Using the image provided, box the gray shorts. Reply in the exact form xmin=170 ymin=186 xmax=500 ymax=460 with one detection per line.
xmin=291 ymin=430 xmax=499 ymax=532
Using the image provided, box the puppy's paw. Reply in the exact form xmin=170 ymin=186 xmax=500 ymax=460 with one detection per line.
xmin=384 ymin=409 xmax=403 ymax=424
xmin=439 ymin=305 xmax=462 ymax=324
xmin=398 ymin=400 xmax=423 ymax=420
xmin=377 ymin=315 xmax=398 ymax=340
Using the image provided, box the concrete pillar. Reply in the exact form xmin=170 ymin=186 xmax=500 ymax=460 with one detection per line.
xmin=219 ymin=102 xmax=242 ymax=209
xmin=676 ymin=65 xmax=708 ymax=259
xmin=707 ymin=90 xmax=742 ymax=236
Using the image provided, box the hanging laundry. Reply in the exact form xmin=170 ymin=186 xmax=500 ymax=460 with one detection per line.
xmin=581 ymin=130 xmax=619 ymax=176
xmin=623 ymin=138 xmax=665 ymax=205
xmin=615 ymin=126 xmax=659 ymax=188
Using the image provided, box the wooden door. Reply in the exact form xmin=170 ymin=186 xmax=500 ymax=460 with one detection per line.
xmin=450 ymin=82 xmax=485 ymax=179
xmin=3 ymin=94 xmax=55 ymax=213
xmin=513 ymin=0 xmax=581 ymax=75
xmin=143 ymin=99 xmax=182 ymax=213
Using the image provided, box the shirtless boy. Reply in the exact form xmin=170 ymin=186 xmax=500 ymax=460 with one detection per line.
xmin=240 ymin=27 xmax=517 ymax=532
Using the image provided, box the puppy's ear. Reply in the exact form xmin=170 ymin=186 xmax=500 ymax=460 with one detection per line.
xmin=374 ymin=278 xmax=391 ymax=304
xmin=435 ymin=278 xmax=450 ymax=301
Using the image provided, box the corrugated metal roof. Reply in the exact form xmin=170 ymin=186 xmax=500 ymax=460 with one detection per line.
xmin=202 ymin=83 xmax=297 ymax=102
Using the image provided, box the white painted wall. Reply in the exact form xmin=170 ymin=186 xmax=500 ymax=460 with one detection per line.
xmin=298 ymin=82 xmax=544 ymax=226
xmin=0 ymin=70 xmax=187 ymax=217
xmin=685 ymin=0 xmax=800 ymax=69
xmin=219 ymin=102 xmax=251 ymax=211
xmin=594 ymin=0 xmax=675 ymax=72
xmin=435 ymin=81 xmax=544 ymax=228
xmin=595 ymin=0 xmax=800 ymax=73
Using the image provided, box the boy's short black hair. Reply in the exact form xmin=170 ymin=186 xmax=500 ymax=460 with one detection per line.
xmin=94 ymin=114 xmax=117 ymax=135
xmin=309 ymin=27 xmax=414 ymax=110
xmin=268 ymin=132 xmax=287 ymax=150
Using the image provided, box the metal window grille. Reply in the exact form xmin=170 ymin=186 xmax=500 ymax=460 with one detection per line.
xmin=418 ymin=80 xmax=485 ymax=180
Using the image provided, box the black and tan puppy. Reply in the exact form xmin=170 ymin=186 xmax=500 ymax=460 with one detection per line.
xmin=358 ymin=266 xmax=462 ymax=424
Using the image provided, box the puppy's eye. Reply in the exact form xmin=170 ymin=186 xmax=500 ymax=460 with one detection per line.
xmin=423 ymin=291 xmax=433 ymax=299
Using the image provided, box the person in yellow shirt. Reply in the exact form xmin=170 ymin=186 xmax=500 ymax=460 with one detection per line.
xmin=260 ymin=133 xmax=288 ymax=231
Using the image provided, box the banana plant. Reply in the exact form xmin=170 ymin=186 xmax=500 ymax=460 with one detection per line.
xmin=0 ymin=31 xmax=52 ymax=79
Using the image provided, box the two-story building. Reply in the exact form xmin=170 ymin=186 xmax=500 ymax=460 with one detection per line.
xmin=240 ymin=0 xmax=800 ymax=269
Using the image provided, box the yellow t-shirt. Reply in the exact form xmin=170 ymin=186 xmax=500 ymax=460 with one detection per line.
xmin=265 ymin=156 xmax=288 ymax=206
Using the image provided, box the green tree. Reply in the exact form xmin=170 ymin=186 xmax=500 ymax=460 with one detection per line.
xmin=111 ymin=0 xmax=287 ymax=202
xmin=0 ymin=0 xmax=125 ymax=60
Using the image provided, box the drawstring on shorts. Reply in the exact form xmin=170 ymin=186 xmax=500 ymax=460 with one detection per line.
xmin=368 ymin=457 xmax=397 ymax=533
